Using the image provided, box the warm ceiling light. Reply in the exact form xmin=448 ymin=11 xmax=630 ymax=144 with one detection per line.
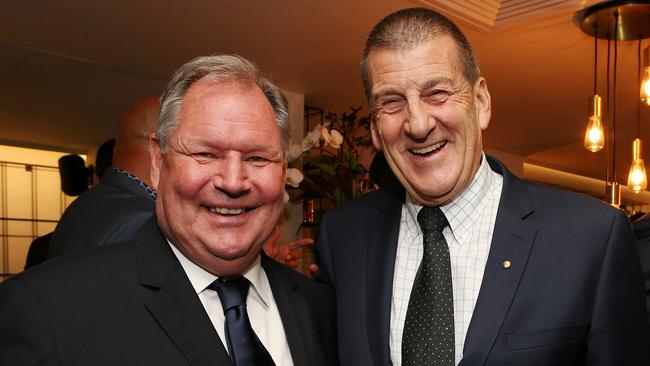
xmin=627 ymin=138 xmax=647 ymax=193
xmin=641 ymin=46 xmax=650 ymax=106
xmin=584 ymin=95 xmax=604 ymax=152
xmin=575 ymin=1 xmax=650 ymax=205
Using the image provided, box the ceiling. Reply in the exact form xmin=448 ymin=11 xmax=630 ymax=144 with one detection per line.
xmin=1 ymin=0 xmax=650 ymax=184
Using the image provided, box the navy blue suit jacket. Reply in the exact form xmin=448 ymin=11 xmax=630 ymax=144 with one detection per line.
xmin=632 ymin=216 xmax=650 ymax=323
xmin=1 ymin=218 xmax=338 ymax=366
xmin=47 ymin=167 xmax=155 ymax=259
xmin=316 ymin=156 xmax=650 ymax=365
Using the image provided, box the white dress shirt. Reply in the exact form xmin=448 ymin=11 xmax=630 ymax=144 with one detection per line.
xmin=390 ymin=154 xmax=503 ymax=365
xmin=169 ymin=243 xmax=294 ymax=366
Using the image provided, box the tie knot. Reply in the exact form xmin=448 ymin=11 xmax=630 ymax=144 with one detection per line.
xmin=417 ymin=206 xmax=448 ymax=233
xmin=209 ymin=276 xmax=250 ymax=312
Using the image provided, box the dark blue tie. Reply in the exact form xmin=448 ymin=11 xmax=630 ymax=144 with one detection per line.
xmin=209 ymin=277 xmax=276 ymax=366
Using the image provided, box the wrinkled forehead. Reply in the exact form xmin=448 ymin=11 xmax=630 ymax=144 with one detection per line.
xmin=177 ymin=79 xmax=269 ymax=125
xmin=367 ymin=35 xmax=466 ymax=89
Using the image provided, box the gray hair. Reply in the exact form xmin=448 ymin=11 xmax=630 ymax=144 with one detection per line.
xmin=156 ymin=54 xmax=291 ymax=157
xmin=360 ymin=7 xmax=480 ymax=103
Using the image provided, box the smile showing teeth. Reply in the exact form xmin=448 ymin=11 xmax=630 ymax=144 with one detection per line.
xmin=411 ymin=141 xmax=446 ymax=155
xmin=208 ymin=207 xmax=246 ymax=215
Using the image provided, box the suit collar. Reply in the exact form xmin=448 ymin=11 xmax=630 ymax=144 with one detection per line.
xmin=460 ymin=156 xmax=537 ymax=365
xmin=136 ymin=222 xmax=319 ymax=366
xmin=366 ymin=188 xmax=404 ymax=366
xmin=134 ymin=217 xmax=232 ymax=366
xmin=262 ymin=255 xmax=314 ymax=366
xmin=100 ymin=167 xmax=156 ymax=201
xmin=168 ymin=244 xmax=271 ymax=309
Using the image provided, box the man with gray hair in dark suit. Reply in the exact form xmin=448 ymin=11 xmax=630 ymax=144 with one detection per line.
xmin=1 ymin=54 xmax=337 ymax=366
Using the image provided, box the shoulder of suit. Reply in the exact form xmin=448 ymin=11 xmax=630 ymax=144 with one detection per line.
xmin=7 ymin=239 xmax=136 ymax=290
xmin=324 ymin=188 xmax=402 ymax=221
xmin=264 ymin=258 xmax=334 ymax=295
xmin=522 ymin=179 xmax=615 ymax=213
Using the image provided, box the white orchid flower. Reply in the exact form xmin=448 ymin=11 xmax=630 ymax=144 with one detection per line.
xmin=283 ymin=190 xmax=290 ymax=204
xmin=285 ymin=168 xmax=304 ymax=188
xmin=289 ymin=143 xmax=303 ymax=162
xmin=321 ymin=127 xmax=343 ymax=149
xmin=301 ymin=124 xmax=322 ymax=151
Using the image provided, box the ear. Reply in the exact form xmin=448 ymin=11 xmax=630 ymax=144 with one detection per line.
xmin=370 ymin=115 xmax=384 ymax=151
xmin=474 ymin=77 xmax=491 ymax=131
xmin=149 ymin=134 xmax=162 ymax=191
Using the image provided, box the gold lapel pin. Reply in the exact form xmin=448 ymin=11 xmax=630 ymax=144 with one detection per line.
xmin=502 ymin=260 xmax=511 ymax=269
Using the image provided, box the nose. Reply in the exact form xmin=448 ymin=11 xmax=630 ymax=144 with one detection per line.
xmin=213 ymin=157 xmax=250 ymax=198
xmin=403 ymin=97 xmax=435 ymax=140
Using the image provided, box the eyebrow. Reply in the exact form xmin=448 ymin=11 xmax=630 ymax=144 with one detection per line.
xmin=372 ymin=76 xmax=455 ymax=98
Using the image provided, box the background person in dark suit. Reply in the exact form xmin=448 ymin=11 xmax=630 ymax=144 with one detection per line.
xmin=632 ymin=213 xmax=650 ymax=323
xmin=0 ymin=54 xmax=337 ymax=366
xmin=47 ymin=96 xmax=160 ymax=259
xmin=316 ymin=8 xmax=649 ymax=366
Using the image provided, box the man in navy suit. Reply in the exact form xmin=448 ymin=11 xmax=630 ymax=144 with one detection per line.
xmin=632 ymin=214 xmax=650 ymax=323
xmin=47 ymin=96 xmax=160 ymax=259
xmin=1 ymin=54 xmax=337 ymax=366
xmin=316 ymin=8 xmax=649 ymax=365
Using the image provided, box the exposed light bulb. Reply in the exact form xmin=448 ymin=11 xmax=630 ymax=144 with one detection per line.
xmin=627 ymin=138 xmax=647 ymax=193
xmin=642 ymin=46 xmax=650 ymax=106
xmin=584 ymin=95 xmax=604 ymax=152
xmin=641 ymin=66 xmax=650 ymax=106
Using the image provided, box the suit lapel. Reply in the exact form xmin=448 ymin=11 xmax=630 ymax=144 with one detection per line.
xmin=367 ymin=188 xmax=404 ymax=366
xmin=460 ymin=157 xmax=537 ymax=366
xmin=135 ymin=218 xmax=232 ymax=366
xmin=263 ymin=256 xmax=313 ymax=365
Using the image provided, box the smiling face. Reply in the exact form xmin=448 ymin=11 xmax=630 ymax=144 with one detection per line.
xmin=367 ymin=35 xmax=491 ymax=206
xmin=150 ymin=79 xmax=286 ymax=276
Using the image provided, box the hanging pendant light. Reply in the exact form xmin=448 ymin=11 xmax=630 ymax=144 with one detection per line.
xmin=584 ymin=94 xmax=604 ymax=152
xmin=627 ymin=138 xmax=647 ymax=192
xmin=628 ymin=39 xmax=648 ymax=193
xmin=584 ymin=28 xmax=604 ymax=152
xmin=575 ymin=1 xmax=650 ymax=206
xmin=641 ymin=46 xmax=650 ymax=106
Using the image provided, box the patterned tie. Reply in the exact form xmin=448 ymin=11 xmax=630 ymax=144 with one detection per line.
xmin=402 ymin=206 xmax=455 ymax=366
xmin=209 ymin=277 xmax=276 ymax=366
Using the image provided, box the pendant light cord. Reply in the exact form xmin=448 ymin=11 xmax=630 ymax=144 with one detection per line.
xmin=606 ymin=34 xmax=611 ymax=183
xmin=594 ymin=27 xmax=598 ymax=94
xmin=613 ymin=12 xmax=618 ymax=182
xmin=638 ymin=38 xmax=642 ymax=138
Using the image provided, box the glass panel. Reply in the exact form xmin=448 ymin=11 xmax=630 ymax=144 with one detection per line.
xmin=8 ymin=237 xmax=31 ymax=274
xmin=37 ymin=222 xmax=57 ymax=237
xmin=6 ymin=165 xmax=33 ymax=220
xmin=0 ymin=239 xmax=6 ymax=280
xmin=35 ymin=167 xmax=63 ymax=221
xmin=0 ymin=145 xmax=89 ymax=277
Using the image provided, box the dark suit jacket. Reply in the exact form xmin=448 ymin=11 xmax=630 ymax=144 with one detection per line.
xmin=316 ymin=156 xmax=650 ymax=366
xmin=632 ymin=216 xmax=650 ymax=323
xmin=23 ymin=232 xmax=53 ymax=269
xmin=1 ymin=217 xmax=338 ymax=366
xmin=47 ymin=167 xmax=155 ymax=259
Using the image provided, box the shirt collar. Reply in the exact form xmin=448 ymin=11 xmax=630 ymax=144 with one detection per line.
xmin=404 ymin=153 xmax=495 ymax=244
xmin=167 ymin=240 xmax=271 ymax=309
